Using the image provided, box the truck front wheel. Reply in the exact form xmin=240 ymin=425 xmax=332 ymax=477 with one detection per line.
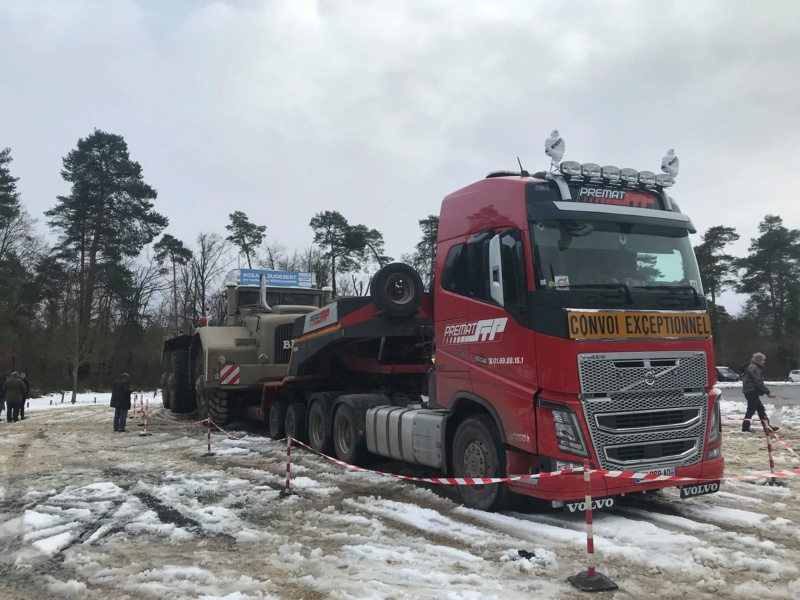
xmin=452 ymin=415 xmax=513 ymax=512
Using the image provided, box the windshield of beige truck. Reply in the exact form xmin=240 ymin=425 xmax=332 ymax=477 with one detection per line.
xmin=530 ymin=220 xmax=703 ymax=294
xmin=237 ymin=290 xmax=320 ymax=307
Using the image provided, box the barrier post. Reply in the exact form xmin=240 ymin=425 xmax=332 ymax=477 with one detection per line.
xmin=132 ymin=394 xmax=136 ymax=417
xmin=61 ymin=391 xmax=64 ymax=404
xmin=568 ymin=459 xmax=617 ymax=592
xmin=762 ymin=419 xmax=777 ymax=486
xmin=279 ymin=436 xmax=293 ymax=498
xmin=138 ymin=397 xmax=152 ymax=437
xmin=201 ymin=418 xmax=214 ymax=456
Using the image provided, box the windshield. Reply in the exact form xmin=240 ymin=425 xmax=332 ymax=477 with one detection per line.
xmin=238 ymin=290 xmax=320 ymax=308
xmin=531 ymin=219 xmax=703 ymax=294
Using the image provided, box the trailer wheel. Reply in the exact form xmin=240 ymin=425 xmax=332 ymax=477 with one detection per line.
xmin=268 ymin=402 xmax=287 ymax=439
xmin=370 ymin=263 xmax=424 ymax=318
xmin=171 ymin=349 xmax=194 ymax=413
xmin=286 ymin=403 xmax=307 ymax=443
xmin=333 ymin=404 xmax=365 ymax=465
xmin=308 ymin=401 xmax=332 ymax=455
xmin=452 ymin=414 xmax=513 ymax=512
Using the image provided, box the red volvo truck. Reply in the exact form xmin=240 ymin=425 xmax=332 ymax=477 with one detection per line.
xmin=207 ymin=158 xmax=724 ymax=512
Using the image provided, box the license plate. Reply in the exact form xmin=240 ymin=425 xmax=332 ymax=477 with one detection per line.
xmin=634 ymin=467 xmax=675 ymax=482
xmin=680 ymin=481 xmax=721 ymax=499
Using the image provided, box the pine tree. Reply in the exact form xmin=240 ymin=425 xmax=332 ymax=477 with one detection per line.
xmin=693 ymin=225 xmax=740 ymax=341
xmin=0 ymin=147 xmax=21 ymax=227
xmin=225 ymin=211 xmax=266 ymax=269
xmin=309 ymin=211 xmax=367 ymax=297
xmin=155 ymin=234 xmax=193 ymax=329
xmin=45 ymin=129 xmax=167 ymax=399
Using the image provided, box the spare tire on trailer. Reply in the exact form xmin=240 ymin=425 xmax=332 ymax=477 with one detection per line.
xmin=370 ymin=263 xmax=424 ymax=318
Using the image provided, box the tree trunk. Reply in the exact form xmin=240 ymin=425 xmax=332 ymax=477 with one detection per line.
xmin=172 ymin=258 xmax=178 ymax=330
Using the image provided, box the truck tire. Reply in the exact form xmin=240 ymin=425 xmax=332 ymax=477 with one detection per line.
xmin=286 ymin=403 xmax=307 ymax=443
xmin=170 ymin=349 xmax=194 ymax=414
xmin=268 ymin=402 xmax=287 ymax=439
xmin=333 ymin=404 xmax=366 ymax=465
xmin=161 ymin=351 xmax=172 ymax=410
xmin=194 ymin=354 xmax=230 ymax=423
xmin=307 ymin=400 xmax=333 ymax=455
xmin=452 ymin=414 xmax=513 ymax=512
xmin=370 ymin=263 xmax=424 ymax=318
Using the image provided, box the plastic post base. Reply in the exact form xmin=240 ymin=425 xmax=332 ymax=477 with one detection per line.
xmin=279 ymin=489 xmax=294 ymax=499
xmin=137 ymin=431 xmax=152 ymax=437
xmin=567 ymin=571 xmax=618 ymax=592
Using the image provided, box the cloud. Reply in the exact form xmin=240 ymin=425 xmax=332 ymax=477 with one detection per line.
xmin=1 ymin=0 xmax=799 ymax=313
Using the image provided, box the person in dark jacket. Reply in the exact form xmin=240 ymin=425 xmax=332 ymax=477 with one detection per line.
xmin=110 ymin=373 xmax=132 ymax=432
xmin=3 ymin=372 xmax=27 ymax=422
xmin=741 ymin=353 xmax=777 ymax=432
xmin=19 ymin=371 xmax=29 ymax=419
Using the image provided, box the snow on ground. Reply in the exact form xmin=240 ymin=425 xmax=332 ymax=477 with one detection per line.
xmin=0 ymin=394 xmax=799 ymax=599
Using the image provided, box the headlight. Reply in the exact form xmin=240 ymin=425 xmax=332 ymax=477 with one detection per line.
xmin=552 ymin=409 xmax=589 ymax=457
xmin=217 ymin=355 xmax=226 ymax=365
xmin=708 ymin=392 xmax=721 ymax=444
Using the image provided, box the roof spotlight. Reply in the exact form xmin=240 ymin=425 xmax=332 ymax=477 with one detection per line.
xmin=638 ymin=171 xmax=656 ymax=186
xmin=655 ymin=173 xmax=674 ymax=187
xmin=620 ymin=168 xmax=639 ymax=183
xmin=560 ymin=161 xmax=582 ymax=176
xmin=581 ymin=163 xmax=601 ymax=178
xmin=601 ymin=166 xmax=621 ymax=181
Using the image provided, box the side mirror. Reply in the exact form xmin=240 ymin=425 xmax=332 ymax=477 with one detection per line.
xmin=488 ymin=234 xmax=504 ymax=306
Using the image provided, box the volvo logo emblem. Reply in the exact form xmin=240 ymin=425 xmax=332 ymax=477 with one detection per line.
xmin=644 ymin=370 xmax=656 ymax=386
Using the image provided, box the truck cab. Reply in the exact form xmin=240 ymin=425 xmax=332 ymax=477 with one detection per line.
xmin=431 ymin=164 xmax=723 ymax=509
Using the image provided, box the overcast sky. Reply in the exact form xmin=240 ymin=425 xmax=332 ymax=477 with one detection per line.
xmin=2 ymin=0 xmax=799 ymax=311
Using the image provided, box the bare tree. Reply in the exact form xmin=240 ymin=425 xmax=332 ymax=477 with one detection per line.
xmin=190 ymin=233 xmax=232 ymax=324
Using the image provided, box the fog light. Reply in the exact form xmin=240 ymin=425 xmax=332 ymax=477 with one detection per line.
xmin=555 ymin=459 xmax=584 ymax=471
xmin=258 ymin=354 xmax=269 ymax=365
xmin=706 ymin=445 xmax=722 ymax=460
xmin=213 ymin=372 xmax=220 ymax=381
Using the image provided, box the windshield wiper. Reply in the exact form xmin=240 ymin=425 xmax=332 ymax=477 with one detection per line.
xmin=632 ymin=285 xmax=700 ymax=305
xmin=566 ymin=283 xmax=633 ymax=304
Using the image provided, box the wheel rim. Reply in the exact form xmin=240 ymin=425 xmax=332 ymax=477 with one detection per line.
xmin=462 ymin=438 xmax=489 ymax=478
xmin=336 ymin=415 xmax=353 ymax=454
xmin=385 ymin=274 xmax=414 ymax=305
xmin=310 ymin=409 xmax=325 ymax=447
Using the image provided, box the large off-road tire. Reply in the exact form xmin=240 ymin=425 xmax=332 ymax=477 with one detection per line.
xmin=161 ymin=351 xmax=172 ymax=410
xmin=286 ymin=403 xmax=308 ymax=443
xmin=307 ymin=400 xmax=333 ymax=455
xmin=194 ymin=354 xmax=230 ymax=424
xmin=452 ymin=414 xmax=514 ymax=512
xmin=333 ymin=404 xmax=366 ymax=466
xmin=370 ymin=263 xmax=424 ymax=318
xmin=268 ymin=402 xmax=287 ymax=439
xmin=170 ymin=349 xmax=194 ymax=414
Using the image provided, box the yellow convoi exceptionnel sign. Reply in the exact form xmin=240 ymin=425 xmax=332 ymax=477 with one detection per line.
xmin=567 ymin=310 xmax=711 ymax=340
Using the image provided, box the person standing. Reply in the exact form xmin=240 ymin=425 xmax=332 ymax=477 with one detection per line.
xmin=19 ymin=371 xmax=30 ymax=420
xmin=110 ymin=373 xmax=132 ymax=432
xmin=741 ymin=352 xmax=778 ymax=432
xmin=3 ymin=372 xmax=26 ymax=423
xmin=0 ymin=372 xmax=7 ymax=421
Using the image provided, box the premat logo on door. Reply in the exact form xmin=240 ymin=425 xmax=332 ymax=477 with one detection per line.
xmin=443 ymin=318 xmax=507 ymax=345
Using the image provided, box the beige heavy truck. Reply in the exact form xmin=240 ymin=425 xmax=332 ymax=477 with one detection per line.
xmin=160 ymin=269 xmax=330 ymax=423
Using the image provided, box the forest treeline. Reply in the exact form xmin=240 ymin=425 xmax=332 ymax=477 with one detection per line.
xmin=0 ymin=129 xmax=797 ymax=395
